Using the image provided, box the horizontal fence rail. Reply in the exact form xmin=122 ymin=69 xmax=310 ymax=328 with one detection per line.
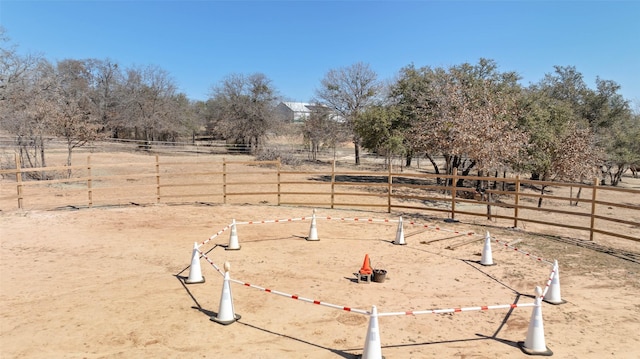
xmin=1 ymin=154 xmax=638 ymax=243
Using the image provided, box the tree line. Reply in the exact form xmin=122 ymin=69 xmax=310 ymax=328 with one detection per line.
xmin=331 ymin=60 xmax=640 ymax=187
xmin=1 ymin=28 xmax=639 ymax=185
xmin=308 ymin=60 xmax=639 ymax=187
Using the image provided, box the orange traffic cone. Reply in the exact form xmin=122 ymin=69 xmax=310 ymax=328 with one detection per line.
xmin=360 ymin=254 xmax=373 ymax=275
xmin=185 ymin=242 xmax=205 ymax=284
xmin=357 ymin=254 xmax=373 ymax=284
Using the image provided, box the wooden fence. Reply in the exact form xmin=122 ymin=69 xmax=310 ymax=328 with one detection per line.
xmin=1 ymin=155 xmax=638 ymax=243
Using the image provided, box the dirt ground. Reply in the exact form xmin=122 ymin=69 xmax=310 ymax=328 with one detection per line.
xmin=1 ymin=145 xmax=639 ymax=358
xmin=1 ymin=200 xmax=639 ymax=358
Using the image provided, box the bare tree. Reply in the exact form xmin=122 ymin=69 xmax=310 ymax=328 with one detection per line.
xmin=207 ymin=73 xmax=279 ymax=153
xmin=315 ymin=62 xmax=381 ymax=165
xmin=0 ymin=32 xmax=53 ymax=173
xmin=84 ymin=58 xmax=123 ymax=137
xmin=120 ymin=65 xmax=178 ymax=141
xmin=303 ymin=104 xmax=346 ymax=161
xmin=172 ymin=93 xmax=202 ymax=143
xmin=50 ymin=59 xmax=103 ymax=174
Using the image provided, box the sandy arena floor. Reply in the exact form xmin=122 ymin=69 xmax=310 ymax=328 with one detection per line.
xmin=1 ymin=203 xmax=639 ymax=358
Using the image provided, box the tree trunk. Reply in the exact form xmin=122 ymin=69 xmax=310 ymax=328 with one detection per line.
xmin=66 ymin=143 xmax=73 ymax=178
xmin=457 ymin=159 xmax=475 ymax=187
xmin=537 ymin=185 xmax=546 ymax=208
xmin=405 ymin=152 xmax=412 ymax=167
xmin=611 ymin=166 xmax=625 ymax=186
xmin=573 ymin=187 xmax=582 ymax=206
xmin=476 ymin=169 xmax=484 ymax=190
xmin=39 ymin=135 xmax=47 ymax=180
xmin=39 ymin=135 xmax=46 ymax=168
xmin=445 ymin=155 xmax=457 ymax=187
xmin=354 ymin=139 xmax=361 ymax=165
xmin=425 ymin=154 xmax=442 ymax=185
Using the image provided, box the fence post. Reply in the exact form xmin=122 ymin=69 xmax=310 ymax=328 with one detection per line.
xmin=223 ymin=158 xmax=227 ymax=204
xmin=569 ymin=186 xmax=573 ymax=206
xmin=589 ymin=177 xmax=598 ymax=241
xmin=514 ymin=175 xmax=520 ymax=228
xmin=486 ymin=190 xmax=492 ymax=220
xmin=87 ymin=156 xmax=93 ymax=208
xmin=277 ymin=158 xmax=281 ymax=206
xmin=387 ymin=161 xmax=392 ymax=213
xmin=331 ymin=160 xmax=336 ymax=209
xmin=450 ymin=168 xmax=458 ymax=220
xmin=15 ymin=152 xmax=23 ymax=210
xmin=155 ymin=155 xmax=160 ymax=203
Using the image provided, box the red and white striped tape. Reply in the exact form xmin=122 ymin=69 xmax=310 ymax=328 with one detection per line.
xmin=198 ymin=254 xmax=539 ymax=318
xmin=492 ymin=238 xmax=554 ymax=265
xmin=377 ymin=302 xmax=535 ymax=317
xmin=196 ymin=248 xmax=225 ymax=276
xmin=540 ymin=265 xmax=557 ymax=298
xmin=404 ymin=220 xmax=475 ymax=237
xmin=235 ymin=215 xmax=478 ymax=238
xmin=230 ymin=215 xmax=555 ymax=267
xmin=193 ymin=212 xmax=556 ymax=316
xmin=236 ymin=217 xmax=308 ymax=225
xmin=199 ymin=225 xmax=231 ymax=247
xmin=228 ymin=277 xmax=370 ymax=315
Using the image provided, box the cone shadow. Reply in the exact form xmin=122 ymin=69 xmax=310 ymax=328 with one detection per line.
xmin=174 ymin=274 xmax=204 ymax=310
xmin=461 ymin=259 xmax=519 ymax=294
xmin=237 ymin=321 xmax=360 ymax=359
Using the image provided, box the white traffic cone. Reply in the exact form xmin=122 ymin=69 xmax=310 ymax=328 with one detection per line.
xmin=307 ymin=209 xmax=319 ymax=241
xmin=480 ymin=231 xmax=495 ymax=266
xmin=361 ymin=305 xmax=383 ymax=359
xmin=543 ymin=260 xmax=566 ymax=305
xmin=519 ymin=286 xmax=553 ymax=356
xmin=211 ymin=262 xmax=240 ymax=325
xmin=226 ymin=219 xmax=241 ymax=250
xmin=393 ymin=216 xmax=406 ymax=245
xmin=185 ymin=242 xmax=205 ymax=284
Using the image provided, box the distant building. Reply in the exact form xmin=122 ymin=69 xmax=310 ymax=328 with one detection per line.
xmin=275 ymin=102 xmax=312 ymax=123
xmin=275 ymin=102 xmax=344 ymax=124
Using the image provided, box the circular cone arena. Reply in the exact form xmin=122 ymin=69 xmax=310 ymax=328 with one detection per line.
xmin=1 ymin=204 xmax=638 ymax=358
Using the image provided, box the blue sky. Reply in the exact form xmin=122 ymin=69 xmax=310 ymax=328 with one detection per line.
xmin=1 ymin=1 xmax=639 ymax=104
